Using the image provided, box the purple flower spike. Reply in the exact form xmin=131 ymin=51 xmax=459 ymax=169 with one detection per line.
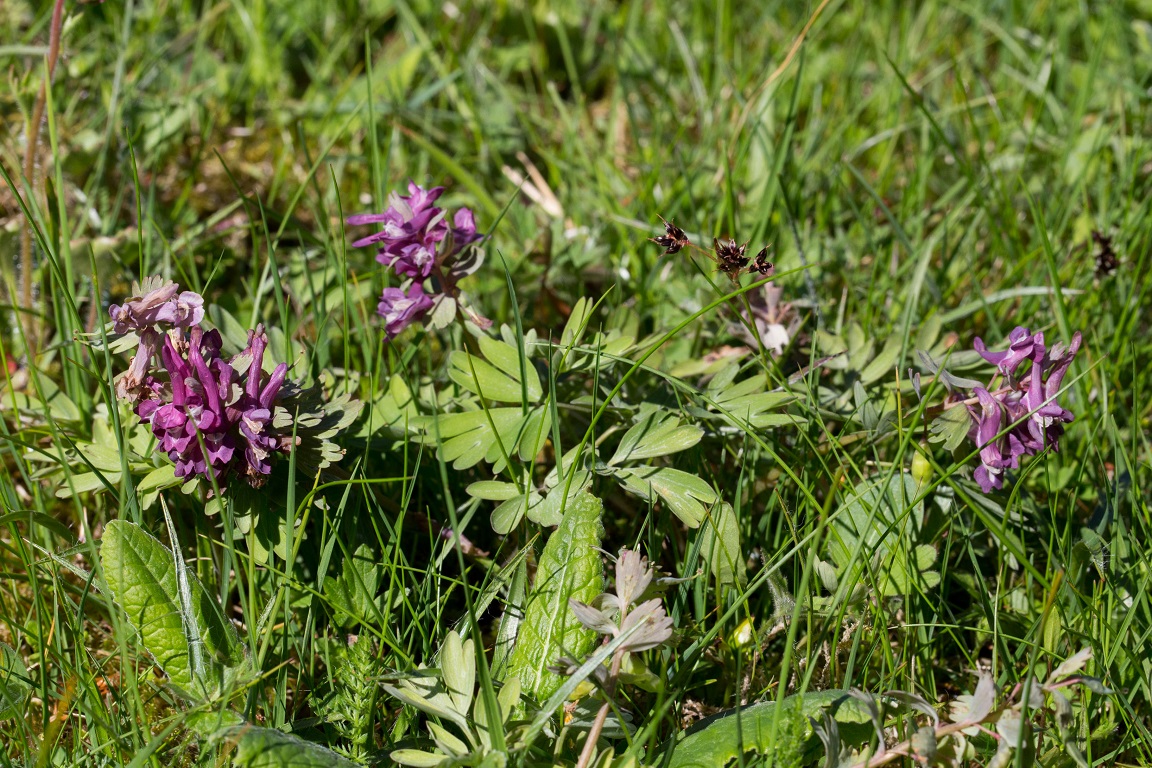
xmin=377 ymin=284 xmax=435 ymax=339
xmin=960 ymin=327 xmax=1082 ymax=493
xmin=347 ymin=181 xmax=486 ymax=334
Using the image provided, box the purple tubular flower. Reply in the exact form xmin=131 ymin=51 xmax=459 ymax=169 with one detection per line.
xmin=377 ymin=284 xmax=435 ymax=339
xmin=964 ymin=328 xmax=1082 ymax=492
xmin=134 ymin=324 xmax=292 ymax=488
xmin=348 ymin=181 xmax=482 ymax=285
xmin=973 ymin=326 xmax=1038 ymax=378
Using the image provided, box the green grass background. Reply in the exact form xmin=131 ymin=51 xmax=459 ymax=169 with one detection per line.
xmin=1 ymin=0 xmax=1150 ymax=764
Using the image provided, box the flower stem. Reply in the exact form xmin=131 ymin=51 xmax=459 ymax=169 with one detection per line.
xmin=18 ymin=0 xmax=67 ymax=355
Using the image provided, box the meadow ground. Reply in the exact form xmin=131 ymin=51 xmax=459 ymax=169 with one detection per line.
xmin=1 ymin=1 xmax=1150 ymax=765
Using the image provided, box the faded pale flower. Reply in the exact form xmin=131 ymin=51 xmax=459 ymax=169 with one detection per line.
xmin=110 ymin=278 xmax=205 ymax=400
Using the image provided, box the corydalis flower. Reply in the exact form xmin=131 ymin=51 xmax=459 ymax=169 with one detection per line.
xmin=348 ymin=182 xmax=480 ymax=279
xmin=377 ymin=284 xmax=434 ymax=340
xmin=110 ymin=278 xmax=205 ymax=400
xmin=964 ymin=327 xmax=1082 ymax=492
xmin=136 ymin=326 xmax=289 ymax=486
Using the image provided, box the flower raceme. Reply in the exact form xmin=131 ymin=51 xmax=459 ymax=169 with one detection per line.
xmin=347 ymin=181 xmax=483 ymax=339
xmin=136 ymin=326 xmax=289 ymax=486
xmin=109 ymin=278 xmax=304 ymax=488
xmin=963 ymin=326 xmax=1082 ymax=492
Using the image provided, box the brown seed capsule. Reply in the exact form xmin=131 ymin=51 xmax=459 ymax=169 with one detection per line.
xmin=650 ymin=216 xmax=690 ymax=255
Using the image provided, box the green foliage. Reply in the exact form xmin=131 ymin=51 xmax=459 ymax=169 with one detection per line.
xmin=220 ymin=725 xmax=359 ymax=767
xmin=0 ymin=642 xmax=31 ymax=719
xmin=99 ymin=520 xmax=249 ymax=701
xmin=508 ymin=490 xmax=604 ymax=702
xmin=823 ymin=472 xmax=941 ymax=600
xmin=2 ymin=0 xmax=1149 ymax=764
xmin=661 ymin=691 xmax=874 ymax=767
xmin=323 ymin=544 xmax=385 ymax=628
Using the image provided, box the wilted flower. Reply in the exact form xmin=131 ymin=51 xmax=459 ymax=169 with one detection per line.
xmin=109 ymin=278 xmax=205 ymax=400
xmin=569 ymin=548 xmax=674 ymax=655
xmin=962 ymin=327 xmax=1082 ymax=492
xmin=377 ymin=284 xmax=435 ymax=340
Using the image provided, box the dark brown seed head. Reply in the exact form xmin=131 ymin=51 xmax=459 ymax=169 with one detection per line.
xmin=651 ymin=216 xmax=689 ymax=255
xmin=713 ymin=238 xmax=749 ymax=274
xmin=750 ymin=246 xmax=774 ymax=275
xmin=1091 ymin=230 xmax=1119 ymax=277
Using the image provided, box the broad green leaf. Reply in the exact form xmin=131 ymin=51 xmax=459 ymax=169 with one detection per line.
xmin=2 ymin=388 xmax=82 ymax=423
xmin=660 ymin=690 xmax=876 ymax=767
xmin=100 ymin=521 xmax=248 ymax=700
xmin=508 ymin=490 xmax=604 ymax=701
xmin=609 ymin=411 xmax=703 ymax=465
xmin=448 ymin=352 xmax=526 ymax=403
xmin=55 ymin=471 xmax=121 ymax=498
xmin=518 ymin=406 xmax=552 ymax=462
xmin=323 ymin=544 xmax=383 ymax=628
xmin=449 ymin=342 xmax=542 ymax=403
xmin=136 ymin=465 xmax=180 ymax=493
xmin=467 ymin=481 xmax=521 ymax=501
xmin=491 ymin=493 xmax=535 ymax=534
xmin=0 ymin=642 xmax=30 ymax=719
xmin=561 ymin=297 xmax=593 ymax=349
xmin=440 ymin=631 xmax=475 ymax=718
xmin=915 ymin=315 xmax=943 ymax=351
xmin=220 ymin=724 xmax=358 ymax=767
xmin=614 ymin=467 xmax=716 ymax=527
xmin=700 ymin=503 xmax=745 ymax=594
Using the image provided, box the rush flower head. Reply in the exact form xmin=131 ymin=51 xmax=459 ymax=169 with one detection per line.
xmin=650 ymin=216 xmax=690 ymax=255
xmin=713 ymin=237 xmax=750 ymax=276
xmin=750 ymin=247 xmax=773 ymax=276
xmin=960 ymin=327 xmax=1082 ymax=492
xmin=377 ymin=284 xmax=435 ymax=340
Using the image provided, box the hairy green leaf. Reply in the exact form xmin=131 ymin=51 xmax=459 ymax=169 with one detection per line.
xmin=508 ymin=490 xmax=604 ymax=701
xmin=220 ymin=724 xmax=358 ymax=767
xmin=661 ymin=690 xmax=876 ymax=767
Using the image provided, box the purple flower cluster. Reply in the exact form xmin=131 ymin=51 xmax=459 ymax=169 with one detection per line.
xmin=111 ymin=279 xmax=294 ymax=488
xmin=110 ymin=278 xmax=204 ymax=400
xmin=964 ymin=327 xmax=1082 ymax=492
xmin=347 ymin=182 xmax=482 ymax=339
